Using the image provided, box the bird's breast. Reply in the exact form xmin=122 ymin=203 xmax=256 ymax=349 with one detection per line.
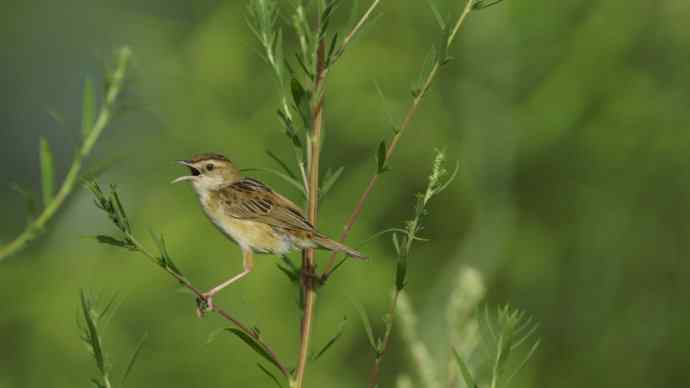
xmin=200 ymin=196 xmax=291 ymax=255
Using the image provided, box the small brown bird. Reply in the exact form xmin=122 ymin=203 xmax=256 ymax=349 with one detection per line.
xmin=172 ymin=153 xmax=365 ymax=309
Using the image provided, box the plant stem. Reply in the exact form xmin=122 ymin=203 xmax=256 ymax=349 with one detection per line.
xmin=321 ymin=0 xmax=476 ymax=279
xmin=294 ymin=31 xmax=328 ymax=388
xmin=0 ymin=47 xmax=131 ymax=262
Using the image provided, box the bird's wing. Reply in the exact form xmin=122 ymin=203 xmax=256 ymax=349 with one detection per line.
xmin=219 ymin=178 xmax=314 ymax=232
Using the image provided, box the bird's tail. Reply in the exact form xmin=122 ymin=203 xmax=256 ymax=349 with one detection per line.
xmin=313 ymin=235 xmax=367 ymax=259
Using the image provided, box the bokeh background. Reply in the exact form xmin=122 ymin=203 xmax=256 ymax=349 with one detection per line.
xmin=2 ymin=0 xmax=689 ymax=387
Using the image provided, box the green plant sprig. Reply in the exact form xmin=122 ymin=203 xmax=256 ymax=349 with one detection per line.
xmin=366 ymin=150 xmax=458 ymax=388
xmin=0 ymin=47 xmax=132 ymax=262
xmin=453 ymin=306 xmax=540 ymax=388
xmin=79 ymin=289 xmax=147 ymax=388
xmin=320 ymin=0 xmax=486 ymax=281
xmin=87 ymin=182 xmax=292 ymax=381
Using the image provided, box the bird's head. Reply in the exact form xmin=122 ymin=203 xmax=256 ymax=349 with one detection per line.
xmin=172 ymin=153 xmax=241 ymax=191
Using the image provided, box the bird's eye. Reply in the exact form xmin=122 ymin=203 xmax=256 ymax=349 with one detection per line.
xmin=206 ymin=164 xmax=214 ymax=171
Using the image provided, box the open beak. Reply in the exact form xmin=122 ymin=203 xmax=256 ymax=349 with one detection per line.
xmin=172 ymin=160 xmax=200 ymax=184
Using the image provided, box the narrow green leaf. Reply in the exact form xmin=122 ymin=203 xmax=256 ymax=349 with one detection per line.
xmin=266 ymin=150 xmax=297 ymax=179
xmin=319 ymin=166 xmax=344 ymax=199
xmin=437 ymin=27 xmax=451 ymax=66
xmin=326 ymin=32 xmax=339 ymax=67
xmin=80 ymin=290 xmax=107 ymax=375
xmin=277 ymin=109 xmax=303 ymax=150
xmin=94 ymin=235 xmax=129 ymax=249
xmin=327 ymin=256 xmax=348 ymax=279
xmin=392 ymin=232 xmax=401 ymax=256
xmin=276 ymin=263 xmax=299 ymax=284
xmin=82 ymin=77 xmax=95 ymax=137
xmin=257 ymin=363 xmax=284 ymax=388
xmin=290 ymin=78 xmax=311 ymax=126
xmin=426 ymin=0 xmax=446 ymax=29
xmin=353 ymin=300 xmax=378 ymax=354
xmin=312 ymin=316 xmax=347 ymax=361
xmin=473 ymin=0 xmax=506 ymax=10
xmin=226 ymin=328 xmax=283 ymax=375
xmin=122 ymin=332 xmax=148 ymax=385
xmin=453 ymin=348 xmax=479 ymax=388
xmin=39 ymin=137 xmax=55 ymax=207
xmin=376 ymin=140 xmax=389 ymax=174
xmin=504 ymin=339 xmax=541 ymax=386
xmin=152 ymin=233 xmax=183 ymax=277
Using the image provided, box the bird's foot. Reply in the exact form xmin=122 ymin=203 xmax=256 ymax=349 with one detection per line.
xmin=195 ymin=293 xmax=214 ymax=317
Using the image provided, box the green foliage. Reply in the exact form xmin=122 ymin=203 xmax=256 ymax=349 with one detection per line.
xmin=226 ymin=328 xmax=284 ymax=375
xmin=0 ymin=46 xmax=131 ymax=262
xmin=482 ymin=306 xmax=540 ymax=388
xmin=354 ymin=300 xmax=381 ymax=355
xmin=311 ymin=316 xmax=347 ymax=362
xmin=453 ymin=348 xmax=479 ymax=388
xmin=472 ymin=0 xmax=506 ymax=10
xmin=392 ymin=150 xmax=458 ymax=290
xmin=376 ymin=140 xmax=390 ymax=174
xmin=79 ymin=290 xmax=147 ymax=388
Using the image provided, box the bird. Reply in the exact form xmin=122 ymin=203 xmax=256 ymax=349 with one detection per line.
xmin=172 ymin=153 xmax=366 ymax=311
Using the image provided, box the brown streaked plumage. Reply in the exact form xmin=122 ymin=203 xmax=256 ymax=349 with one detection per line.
xmin=172 ymin=153 xmax=365 ymax=312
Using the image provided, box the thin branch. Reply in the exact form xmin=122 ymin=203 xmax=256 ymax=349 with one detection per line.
xmin=0 ymin=47 xmax=132 ymax=262
xmin=339 ymin=0 xmax=382 ymax=54
xmin=126 ymin=234 xmax=291 ymax=379
xmin=321 ymin=0 xmax=476 ymax=279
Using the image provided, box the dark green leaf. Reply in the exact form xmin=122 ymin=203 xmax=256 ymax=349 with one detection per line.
xmin=226 ymin=328 xmax=283 ymax=375
xmin=277 ymin=263 xmax=299 ymax=284
xmin=152 ymin=233 xmax=184 ymax=277
xmin=257 ymin=363 xmax=283 ymax=388
xmin=376 ymin=140 xmax=389 ymax=174
xmin=312 ymin=316 xmax=347 ymax=361
xmin=326 ymin=32 xmax=339 ymax=67
xmin=473 ymin=0 xmax=506 ymax=10
xmin=453 ymin=348 xmax=479 ymax=388
xmin=82 ymin=77 xmax=95 ymax=137
xmin=39 ymin=137 xmax=55 ymax=207
xmin=277 ymin=110 xmax=303 ymax=150
xmin=290 ymin=78 xmax=311 ymax=126
xmin=94 ymin=235 xmax=131 ymax=249
xmin=122 ymin=333 xmax=148 ymax=385
xmin=80 ymin=290 xmax=107 ymax=375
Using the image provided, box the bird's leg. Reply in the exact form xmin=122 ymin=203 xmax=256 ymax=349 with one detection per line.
xmin=196 ymin=250 xmax=254 ymax=317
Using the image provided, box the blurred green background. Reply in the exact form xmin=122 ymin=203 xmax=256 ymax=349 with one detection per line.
xmin=2 ymin=0 xmax=689 ymax=387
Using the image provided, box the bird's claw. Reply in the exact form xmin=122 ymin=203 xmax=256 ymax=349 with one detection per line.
xmin=195 ymin=293 xmax=214 ymax=317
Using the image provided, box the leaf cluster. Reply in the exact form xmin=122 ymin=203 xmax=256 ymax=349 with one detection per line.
xmin=88 ymin=182 xmax=183 ymax=277
xmin=453 ymin=306 xmax=540 ymax=388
